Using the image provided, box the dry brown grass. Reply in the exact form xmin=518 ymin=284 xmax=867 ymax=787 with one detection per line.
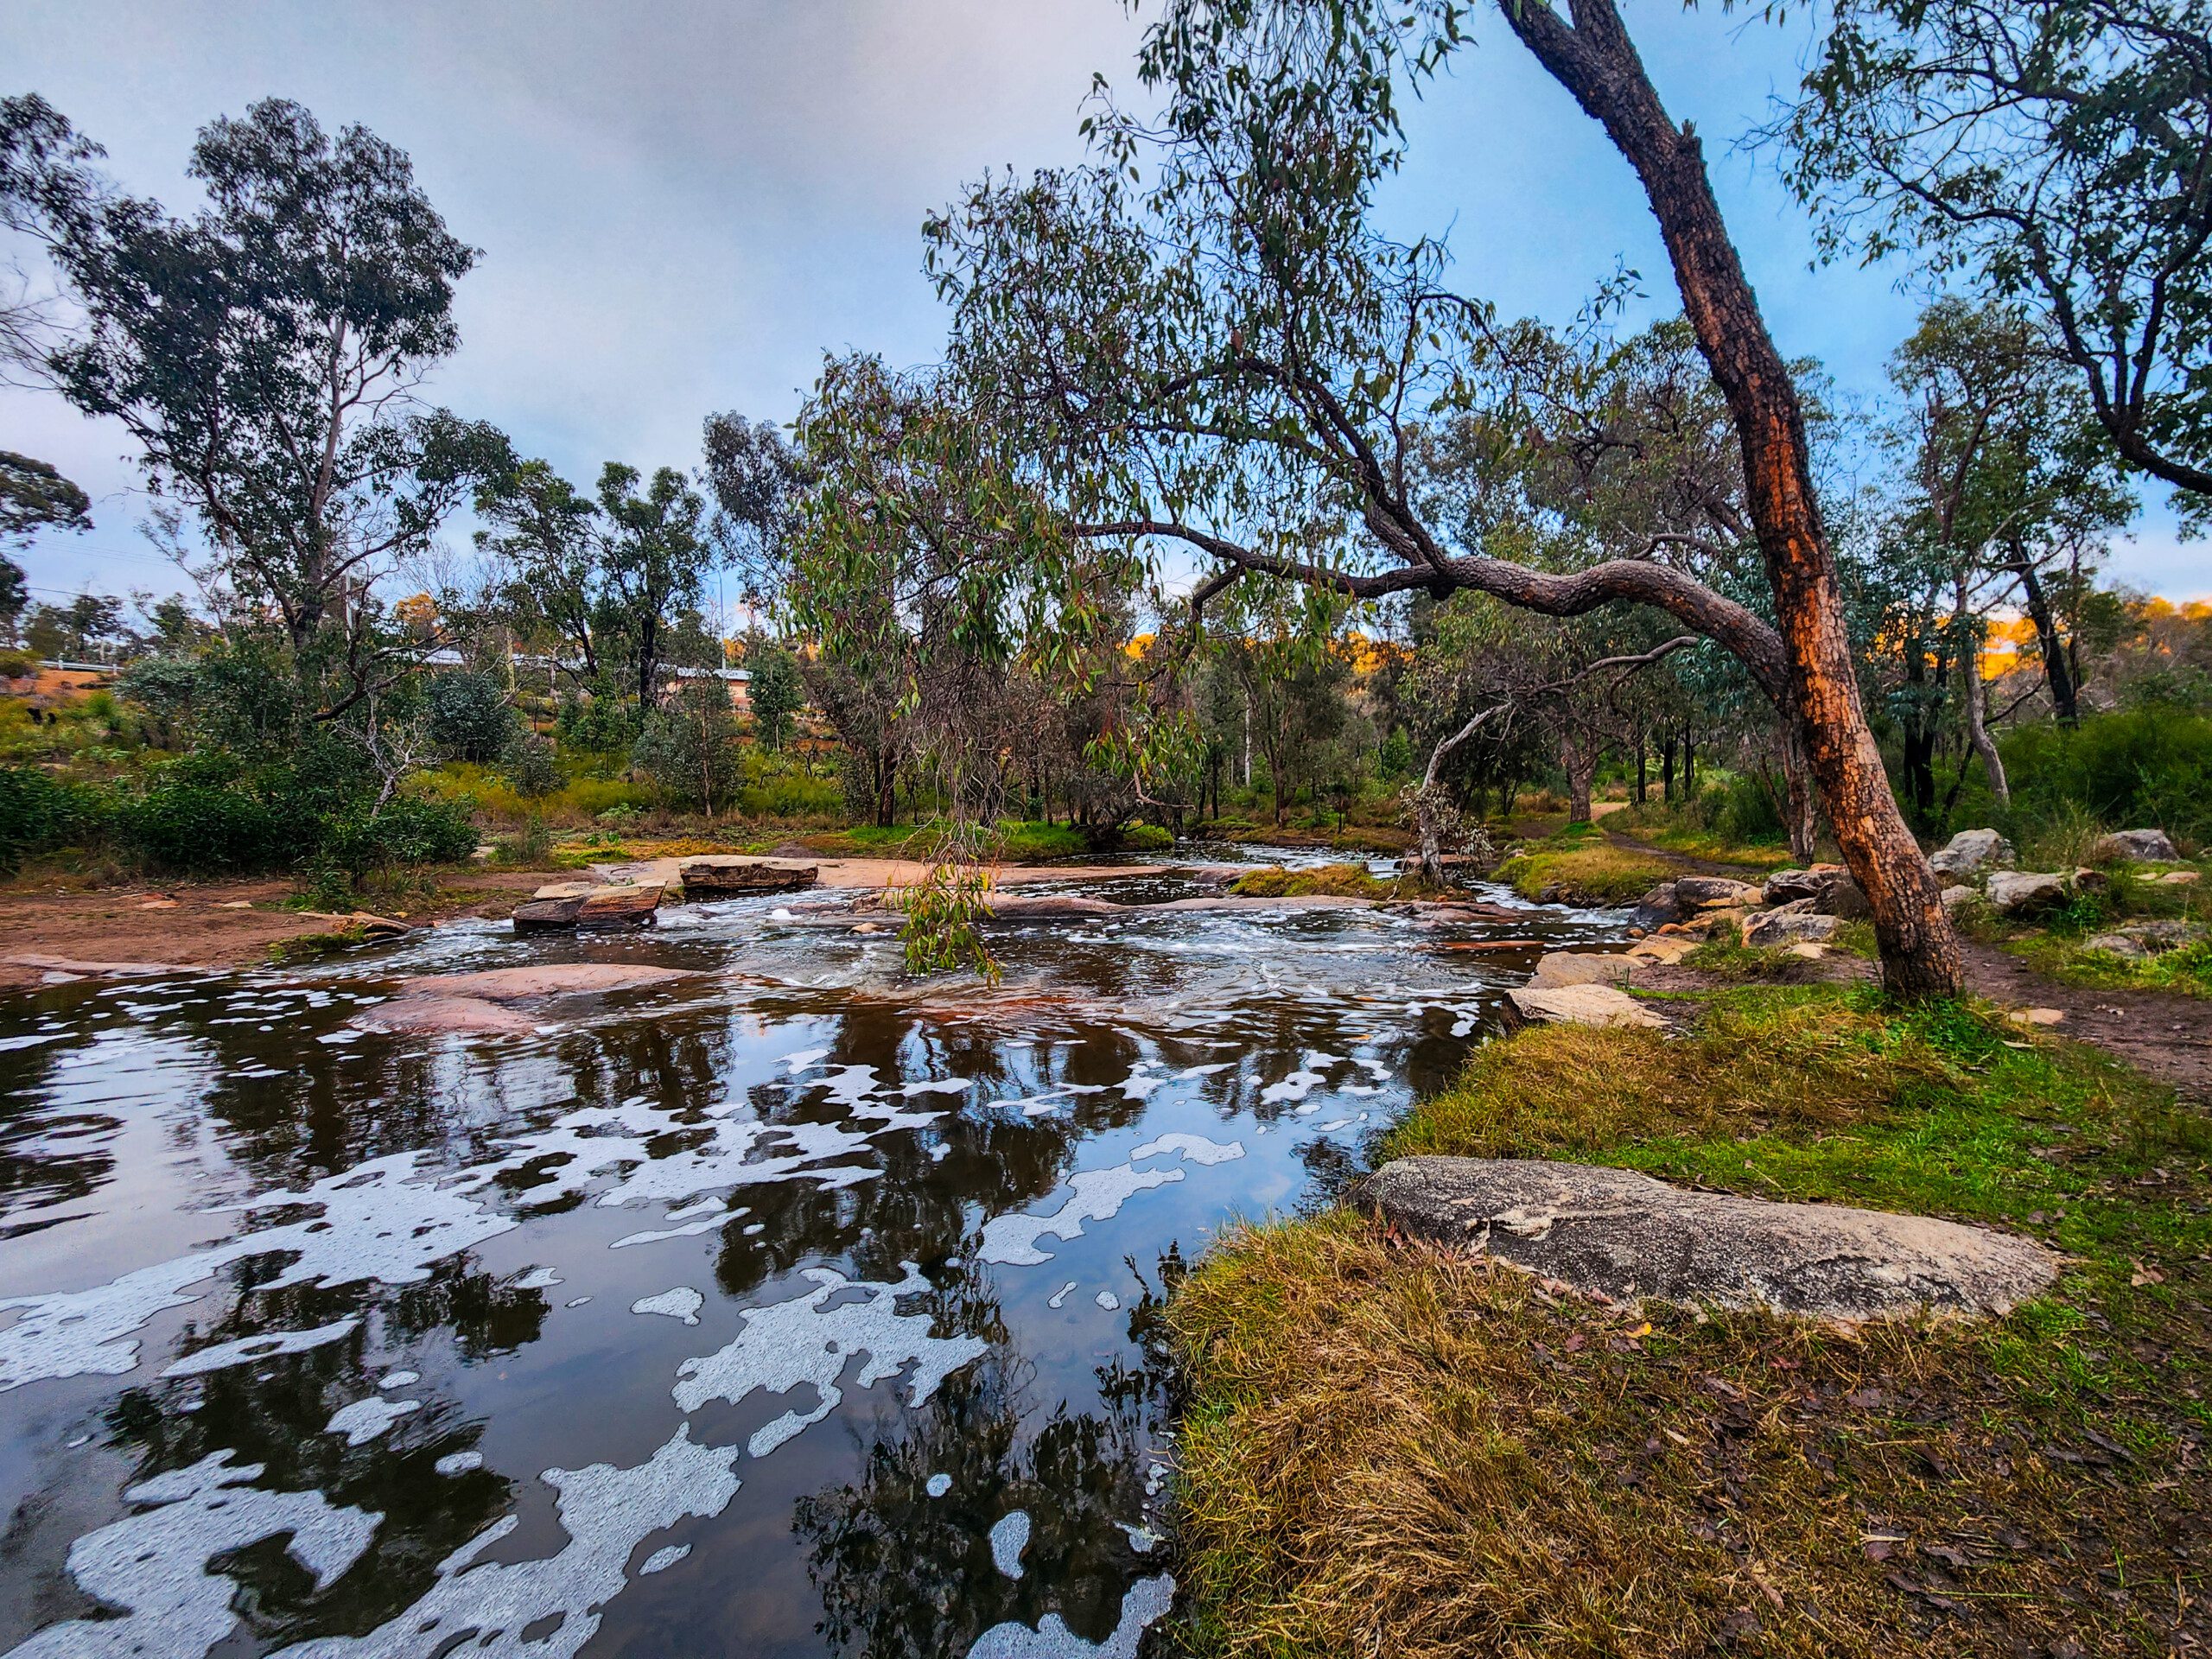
xmin=1171 ymin=1214 xmax=2204 ymax=1659
xmin=1164 ymin=987 xmax=2212 ymax=1657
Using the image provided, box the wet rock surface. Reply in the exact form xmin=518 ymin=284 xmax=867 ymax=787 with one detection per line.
xmin=677 ymin=855 xmax=819 ymax=895
xmin=1353 ymin=1156 xmax=2060 ymax=1319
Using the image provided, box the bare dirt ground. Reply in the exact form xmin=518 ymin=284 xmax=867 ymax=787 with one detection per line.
xmin=0 ymin=859 xmax=1196 ymax=988
xmin=0 ymin=871 xmax=556 ymax=987
xmin=1958 ymin=938 xmax=2212 ymax=1101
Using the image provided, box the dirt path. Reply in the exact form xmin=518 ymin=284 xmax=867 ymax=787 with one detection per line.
xmin=1958 ymin=939 xmax=2212 ymax=1102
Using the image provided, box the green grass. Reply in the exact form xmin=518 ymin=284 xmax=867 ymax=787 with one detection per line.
xmin=1228 ymin=861 xmax=1395 ymax=899
xmin=1164 ymin=984 xmax=2212 ymax=1658
xmin=1612 ymin=803 xmax=1796 ymax=870
xmin=1494 ymin=822 xmax=1675 ymax=904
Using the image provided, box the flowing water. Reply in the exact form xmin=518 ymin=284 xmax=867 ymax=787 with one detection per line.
xmin=0 ymin=860 xmax=1622 ymax=1658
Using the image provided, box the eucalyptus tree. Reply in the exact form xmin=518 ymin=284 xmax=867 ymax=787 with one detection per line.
xmin=26 ymin=99 xmax=509 ymax=715
xmin=1783 ymin=0 xmax=2212 ymax=514
xmin=594 ymin=463 xmax=714 ymax=712
xmin=1884 ymin=299 xmax=2134 ymax=735
xmin=893 ymin=0 xmax=1961 ymax=994
xmin=475 ymin=459 xmax=606 ymax=683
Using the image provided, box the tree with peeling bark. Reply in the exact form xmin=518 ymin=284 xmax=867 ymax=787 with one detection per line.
xmin=896 ymin=0 xmax=1960 ymax=994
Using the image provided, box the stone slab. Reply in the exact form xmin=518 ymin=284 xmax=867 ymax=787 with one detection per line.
xmin=1351 ymin=1156 xmax=2059 ymax=1320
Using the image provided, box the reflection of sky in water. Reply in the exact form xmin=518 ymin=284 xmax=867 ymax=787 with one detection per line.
xmin=0 ymin=876 xmax=1620 ymax=1657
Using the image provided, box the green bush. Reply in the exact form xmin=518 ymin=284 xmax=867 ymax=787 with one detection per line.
xmin=320 ymin=797 xmax=479 ymax=878
xmin=0 ymin=765 xmax=111 ymax=868
xmin=1117 ymin=823 xmax=1175 ymax=852
xmin=113 ymin=779 xmax=295 ymax=873
xmin=1991 ymin=709 xmax=2211 ymax=848
xmin=426 ymin=670 xmax=519 ymax=762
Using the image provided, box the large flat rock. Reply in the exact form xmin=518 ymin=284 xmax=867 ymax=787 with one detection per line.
xmin=677 ymin=855 xmax=819 ymax=895
xmin=1528 ymin=950 xmax=1637 ymax=988
xmin=1351 ymin=1156 xmax=2058 ymax=1320
xmin=512 ymin=881 xmax=665 ymax=931
xmin=397 ymin=964 xmax=696 ymax=1001
xmin=1505 ymin=983 xmax=1666 ymax=1030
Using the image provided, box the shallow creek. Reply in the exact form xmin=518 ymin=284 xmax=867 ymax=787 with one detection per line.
xmin=0 ymin=857 xmax=1621 ymax=1658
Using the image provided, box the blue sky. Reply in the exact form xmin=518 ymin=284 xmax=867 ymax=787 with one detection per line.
xmin=3 ymin=0 xmax=2200 ymax=608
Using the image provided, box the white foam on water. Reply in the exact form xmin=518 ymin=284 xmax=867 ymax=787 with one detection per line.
xmin=1095 ymin=1291 xmax=1120 ymax=1311
xmin=433 ymin=1451 xmax=483 ymax=1476
xmin=989 ymin=1509 xmax=1031 ymax=1578
xmin=1258 ymin=1070 xmax=1322 ymax=1104
xmin=672 ymin=1264 xmax=983 ymax=1459
xmin=1047 ymin=1281 xmax=1077 ymax=1309
xmin=269 ymin=1424 xmax=741 ymax=1659
xmin=632 ymin=1287 xmax=704 ymax=1325
xmin=926 ymin=1472 xmax=952 ymax=1497
xmin=976 ymin=1165 xmax=1180 ymax=1267
xmin=1131 ymin=1133 xmax=1244 ymax=1167
xmin=1 ymin=1451 xmax=380 ymax=1659
xmin=639 ymin=1542 xmax=690 ymax=1573
xmin=160 ymin=1318 xmax=360 ymax=1378
xmin=325 ymin=1396 xmax=420 ymax=1446
xmin=514 ymin=1267 xmax=563 ymax=1290
xmin=378 ymin=1370 xmax=419 ymax=1389
xmin=965 ymin=1574 xmax=1175 ymax=1659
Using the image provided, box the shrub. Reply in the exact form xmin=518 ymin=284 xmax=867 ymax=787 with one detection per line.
xmin=425 ymin=670 xmax=518 ymax=762
xmin=113 ymin=779 xmax=294 ymax=873
xmin=1993 ymin=709 xmax=2212 ymax=847
xmin=0 ymin=765 xmax=111 ymax=868
xmin=1117 ymin=823 xmax=1175 ymax=852
xmin=321 ymin=797 xmax=478 ymax=879
xmin=633 ymin=683 xmax=743 ymax=815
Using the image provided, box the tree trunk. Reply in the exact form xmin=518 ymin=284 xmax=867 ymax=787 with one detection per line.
xmin=1632 ymin=719 xmax=1648 ymax=805
xmin=1501 ymin=0 xmax=1960 ymax=996
xmin=1955 ymin=575 xmax=2009 ymax=806
xmin=1660 ymin=735 xmax=1676 ymax=803
xmin=2010 ymin=550 xmax=2078 ymax=722
xmin=1781 ymin=718 xmax=1818 ymax=863
xmin=1558 ymin=727 xmax=1596 ymax=823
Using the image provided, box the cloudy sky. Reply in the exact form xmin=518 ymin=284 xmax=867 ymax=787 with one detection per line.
xmin=2 ymin=0 xmax=2200 ymax=607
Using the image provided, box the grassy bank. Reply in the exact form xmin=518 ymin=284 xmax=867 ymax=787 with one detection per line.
xmin=1495 ymin=821 xmax=1675 ymax=904
xmin=1164 ymin=985 xmax=2211 ymax=1657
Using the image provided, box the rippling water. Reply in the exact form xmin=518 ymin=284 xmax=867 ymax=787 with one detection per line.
xmin=0 ymin=863 xmax=1620 ymax=1658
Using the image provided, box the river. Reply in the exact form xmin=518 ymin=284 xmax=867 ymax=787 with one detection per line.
xmin=0 ymin=854 xmax=1621 ymax=1658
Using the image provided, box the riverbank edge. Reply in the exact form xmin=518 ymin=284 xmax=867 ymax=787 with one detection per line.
xmin=1157 ymin=982 xmax=2212 ymax=1657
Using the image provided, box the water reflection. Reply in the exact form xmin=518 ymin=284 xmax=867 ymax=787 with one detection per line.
xmin=0 ymin=878 xmax=1620 ymax=1657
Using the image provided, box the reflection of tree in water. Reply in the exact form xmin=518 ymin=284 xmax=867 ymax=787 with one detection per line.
xmin=792 ymin=1263 xmax=1180 ymax=1659
xmin=75 ymin=1258 xmax=543 ymax=1648
xmin=0 ymin=1016 xmax=112 ymax=1230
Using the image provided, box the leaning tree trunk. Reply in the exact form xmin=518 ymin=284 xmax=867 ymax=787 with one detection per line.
xmin=1500 ymin=0 xmax=1961 ymax=997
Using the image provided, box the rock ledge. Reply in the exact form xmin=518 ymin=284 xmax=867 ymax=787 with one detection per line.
xmin=1351 ymin=1156 xmax=2057 ymax=1320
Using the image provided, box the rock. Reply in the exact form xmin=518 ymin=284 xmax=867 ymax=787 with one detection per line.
xmin=1929 ymin=828 xmax=2015 ymax=882
xmin=2158 ymin=869 xmax=2200 ymax=887
xmin=1744 ymin=910 xmax=1840 ymax=947
xmin=397 ymin=965 xmax=696 ymax=1001
xmin=1528 ymin=951 xmax=1637 ymax=989
xmin=353 ymin=995 xmax=538 ymax=1036
xmin=297 ymin=910 xmax=409 ymax=938
xmin=2072 ymin=866 xmax=2108 ymax=893
xmin=1940 ymin=884 xmax=1982 ymax=913
xmin=1783 ymin=942 xmax=1829 ymax=960
xmin=2122 ymin=918 xmax=2201 ymax=952
xmin=1505 ymin=984 xmax=1667 ymax=1031
xmin=2082 ymin=932 xmax=2148 ymax=959
xmin=1984 ymin=870 xmax=2069 ymax=916
xmin=1627 ymin=882 xmax=1682 ymax=931
xmin=1624 ymin=934 xmax=1698 ymax=966
xmin=2091 ymin=828 xmax=2179 ymax=865
xmin=2007 ymin=1007 xmax=2066 ymax=1027
xmin=1351 ymin=1156 xmax=2058 ymax=1320
xmin=1673 ymin=875 xmax=1764 ymax=910
xmin=677 ymin=855 xmax=819 ymax=896
xmin=512 ymin=880 xmax=664 ymax=931
xmin=1763 ymin=866 xmax=1871 ymax=917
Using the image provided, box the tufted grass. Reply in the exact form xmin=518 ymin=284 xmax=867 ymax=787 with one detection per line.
xmin=1163 ymin=983 xmax=2212 ymax=1657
